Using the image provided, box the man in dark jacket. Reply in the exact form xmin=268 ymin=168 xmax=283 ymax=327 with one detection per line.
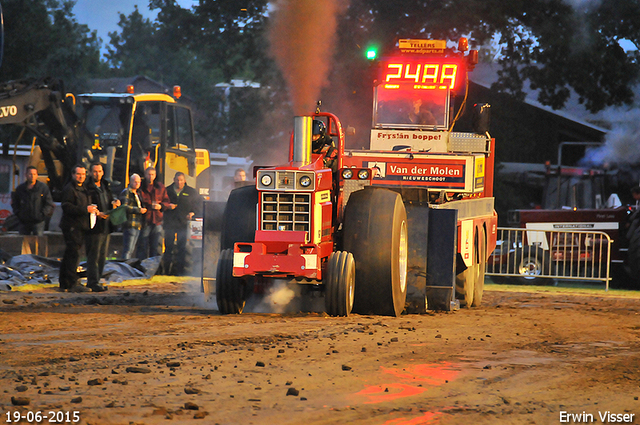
xmin=163 ymin=172 xmax=201 ymax=275
xmin=138 ymin=166 xmax=170 ymax=259
xmin=11 ymin=166 xmax=55 ymax=236
xmin=59 ymin=164 xmax=96 ymax=292
xmin=85 ymin=162 xmax=120 ymax=292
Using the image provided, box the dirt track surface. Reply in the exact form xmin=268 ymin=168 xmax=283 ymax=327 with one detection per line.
xmin=1 ymin=280 xmax=639 ymax=425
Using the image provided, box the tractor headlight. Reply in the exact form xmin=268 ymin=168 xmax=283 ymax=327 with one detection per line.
xmin=342 ymin=169 xmax=353 ymax=179
xmin=260 ymin=174 xmax=272 ymax=186
xmin=358 ymin=169 xmax=370 ymax=179
xmin=299 ymin=175 xmax=312 ymax=188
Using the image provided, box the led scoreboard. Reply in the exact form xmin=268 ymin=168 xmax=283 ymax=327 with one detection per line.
xmin=374 ymin=57 xmax=465 ymax=129
xmin=380 ymin=58 xmax=464 ymax=90
xmin=373 ymin=40 xmax=473 ymax=130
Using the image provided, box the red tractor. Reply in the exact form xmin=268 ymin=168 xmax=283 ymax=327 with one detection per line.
xmin=204 ymin=38 xmax=497 ymax=316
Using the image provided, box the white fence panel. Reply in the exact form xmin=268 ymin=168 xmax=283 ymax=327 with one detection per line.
xmin=486 ymin=227 xmax=612 ymax=290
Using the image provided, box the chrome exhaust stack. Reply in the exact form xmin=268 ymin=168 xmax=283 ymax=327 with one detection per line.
xmin=292 ymin=116 xmax=312 ymax=166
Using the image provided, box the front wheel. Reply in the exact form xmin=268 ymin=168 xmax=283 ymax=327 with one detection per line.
xmin=216 ymin=249 xmax=252 ymax=314
xmin=324 ymin=251 xmax=355 ymax=317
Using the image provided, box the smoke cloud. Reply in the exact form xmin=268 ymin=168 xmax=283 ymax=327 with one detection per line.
xmin=268 ymin=0 xmax=340 ymax=115
xmin=561 ymin=0 xmax=603 ymax=9
xmin=560 ymin=0 xmax=603 ymax=52
xmin=245 ymin=280 xmax=324 ymax=314
xmin=251 ymin=280 xmax=298 ymax=313
xmin=560 ymin=0 xmax=640 ymax=174
xmin=600 ymin=124 xmax=640 ymax=166
xmin=581 ymin=109 xmax=640 ymax=167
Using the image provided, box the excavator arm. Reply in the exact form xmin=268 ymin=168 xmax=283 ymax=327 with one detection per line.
xmin=0 ymin=77 xmax=83 ymax=198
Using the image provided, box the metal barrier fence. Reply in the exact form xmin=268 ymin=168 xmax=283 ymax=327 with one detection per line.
xmin=486 ymin=227 xmax=612 ymax=290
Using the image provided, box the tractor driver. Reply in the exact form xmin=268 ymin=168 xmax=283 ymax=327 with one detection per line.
xmin=312 ymin=120 xmax=337 ymax=172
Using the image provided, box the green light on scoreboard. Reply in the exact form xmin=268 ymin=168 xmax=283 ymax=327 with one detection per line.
xmin=366 ymin=48 xmax=377 ymax=60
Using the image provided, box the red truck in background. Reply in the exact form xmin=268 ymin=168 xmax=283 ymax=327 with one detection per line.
xmin=489 ymin=144 xmax=639 ymax=286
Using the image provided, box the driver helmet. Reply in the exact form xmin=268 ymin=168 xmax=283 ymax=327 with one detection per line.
xmin=312 ymin=120 xmax=326 ymax=151
xmin=312 ymin=120 xmax=326 ymax=137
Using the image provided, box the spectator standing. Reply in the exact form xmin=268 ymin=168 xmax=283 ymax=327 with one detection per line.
xmin=59 ymin=164 xmax=95 ymax=292
xmin=163 ymin=172 xmax=201 ymax=275
xmin=11 ymin=166 xmax=55 ymax=236
xmin=225 ymin=168 xmax=249 ymax=196
xmin=119 ymin=173 xmax=147 ymax=260
xmin=626 ymin=186 xmax=640 ymax=241
xmin=138 ymin=166 xmax=170 ymax=259
xmin=633 ymin=186 xmax=640 ymax=208
xmin=85 ymin=163 xmax=120 ymax=292
xmin=234 ymin=168 xmax=246 ymax=185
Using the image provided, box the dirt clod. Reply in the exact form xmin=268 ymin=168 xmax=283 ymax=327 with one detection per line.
xmin=126 ymin=367 xmax=151 ymax=374
xmin=11 ymin=396 xmax=30 ymax=406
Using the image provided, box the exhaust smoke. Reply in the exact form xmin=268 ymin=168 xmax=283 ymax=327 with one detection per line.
xmin=580 ymin=110 xmax=640 ymax=167
xmin=577 ymin=110 xmax=640 ymax=200
xmin=560 ymin=0 xmax=604 ymax=52
xmin=268 ymin=0 xmax=341 ymax=114
xmin=251 ymin=280 xmax=299 ymax=314
xmin=561 ymin=0 xmax=603 ymax=10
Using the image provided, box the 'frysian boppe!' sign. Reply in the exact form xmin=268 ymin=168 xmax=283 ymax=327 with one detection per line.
xmin=370 ymin=129 xmax=449 ymax=152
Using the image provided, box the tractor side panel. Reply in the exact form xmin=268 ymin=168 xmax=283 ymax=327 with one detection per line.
xmin=426 ymin=208 xmax=458 ymax=311
xmin=405 ymin=204 xmax=429 ymax=313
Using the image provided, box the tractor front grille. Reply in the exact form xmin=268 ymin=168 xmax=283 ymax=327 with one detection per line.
xmin=261 ymin=192 xmax=311 ymax=232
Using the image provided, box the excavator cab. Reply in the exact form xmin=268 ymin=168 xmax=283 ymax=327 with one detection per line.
xmin=76 ymin=93 xmax=198 ymax=194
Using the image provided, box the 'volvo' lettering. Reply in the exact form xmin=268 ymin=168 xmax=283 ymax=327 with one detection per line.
xmin=0 ymin=105 xmax=18 ymax=118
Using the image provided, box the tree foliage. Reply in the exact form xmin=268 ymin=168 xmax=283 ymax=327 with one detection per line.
xmin=334 ymin=0 xmax=640 ymax=113
xmin=1 ymin=0 xmax=105 ymax=90
xmin=3 ymin=0 xmax=640 ymax=154
xmin=188 ymin=0 xmax=271 ymax=82
xmin=495 ymin=0 xmax=640 ymax=112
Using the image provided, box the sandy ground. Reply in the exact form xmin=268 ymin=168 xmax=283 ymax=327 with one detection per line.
xmin=1 ymin=279 xmax=639 ymax=425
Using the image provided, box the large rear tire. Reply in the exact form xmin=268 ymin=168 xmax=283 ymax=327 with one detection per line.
xmin=472 ymin=227 xmax=486 ymax=307
xmin=455 ymin=262 xmax=475 ymax=308
xmin=221 ymin=186 xmax=258 ymax=250
xmin=457 ymin=227 xmax=485 ymax=308
xmin=324 ymin=251 xmax=356 ymax=317
xmin=343 ymin=187 xmax=408 ymax=317
xmin=216 ymin=249 xmax=252 ymax=314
